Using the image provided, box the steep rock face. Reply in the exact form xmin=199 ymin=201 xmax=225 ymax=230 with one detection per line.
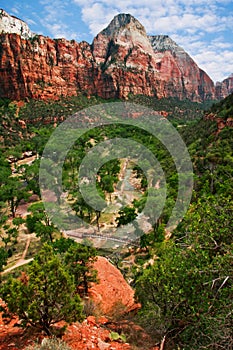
xmin=92 ymin=14 xmax=215 ymax=101
xmin=92 ymin=14 xmax=160 ymax=99
xmin=215 ymin=74 xmax=233 ymax=99
xmin=0 ymin=11 xmax=217 ymax=101
xmin=0 ymin=34 xmax=97 ymax=100
xmin=149 ymin=35 xmax=215 ymax=101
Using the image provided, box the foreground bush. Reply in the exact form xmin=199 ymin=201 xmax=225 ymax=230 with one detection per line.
xmin=1 ymin=244 xmax=83 ymax=335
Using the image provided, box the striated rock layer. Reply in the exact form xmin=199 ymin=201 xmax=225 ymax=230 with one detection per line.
xmin=0 ymin=12 xmax=217 ymax=101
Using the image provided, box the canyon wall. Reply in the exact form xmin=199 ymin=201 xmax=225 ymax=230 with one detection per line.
xmin=0 ymin=11 xmax=227 ymax=101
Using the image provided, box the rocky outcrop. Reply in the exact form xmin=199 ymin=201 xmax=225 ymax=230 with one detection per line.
xmin=149 ymin=35 xmax=216 ymax=101
xmin=0 ymin=300 xmax=132 ymax=349
xmin=89 ymin=256 xmax=140 ymax=315
xmin=0 ymin=9 xmax=33 ymax=39
xmin=0 ymin=11 xmax=217 ymax=101
xmin=205 ymin=112 xmax=233 ymax=133
xmin=0 ymin=258 xmax=145 ymax=349
xmin=215 ymin=74 xmax=233 ymax=99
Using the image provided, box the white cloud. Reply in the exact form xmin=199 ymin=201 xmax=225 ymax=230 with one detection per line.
xmin=25 ymin=18 xmax=37 ymax=26
xmin=11 ymin=7 xmax=19 ymax=15
xmin=81 ymin=3 xmax=118 ymax=35
xmin=39 ymin=0 xmax=83 ymax=40
xmin=193 ymin=50 xmax=233 ymax=82
xmin=72 ymin=0 xmax=233 ymax=37
xmin=193 ymin=39 xmax=233 ymax=82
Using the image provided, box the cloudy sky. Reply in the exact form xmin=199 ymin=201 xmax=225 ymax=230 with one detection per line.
xmin=2 ymin=0 xmax=233 ymax=82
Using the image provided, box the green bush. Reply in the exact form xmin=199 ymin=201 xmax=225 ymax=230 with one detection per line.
xmin=136 ymin=236 xmax=233 ymax=349
xmin=1 ymin=244 xmax=83 ymax=335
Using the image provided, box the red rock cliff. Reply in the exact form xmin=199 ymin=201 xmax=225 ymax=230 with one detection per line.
xmin=215 ymin=74 xmax=233 ymax=99
xmin=0 ymin=12 xmax=216 ymax=101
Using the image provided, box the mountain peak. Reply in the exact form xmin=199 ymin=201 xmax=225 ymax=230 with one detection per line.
xmin=101 ymin=13 xmax=147 ymax=37
xmin=92 ymin=12 xmax=154 ymax=67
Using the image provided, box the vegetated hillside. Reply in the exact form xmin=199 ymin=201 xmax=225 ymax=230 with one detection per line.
xmin=134 ymin=93 xmax=233 ymax=349
xmin=0 ymin=94 xmax=210 ymax=150
xmin=208 ymin=90 xmax=233 ymax=120
xmin=0 ymin=94 xmax=213 ymax=148
xmin=128 ymin=94 xmax=215 ymax=124
xmin=0 ymin=94 xmax=232 ymax=349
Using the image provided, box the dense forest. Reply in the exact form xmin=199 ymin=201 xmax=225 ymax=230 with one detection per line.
xmin=0 ymin=93 xmax=232 ymax=349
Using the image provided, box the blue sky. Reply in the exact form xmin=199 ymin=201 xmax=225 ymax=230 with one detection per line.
xmin=1 ymin=0 xmax=233 ymax=82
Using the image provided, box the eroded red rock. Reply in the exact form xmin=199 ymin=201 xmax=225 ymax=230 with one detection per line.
xmin=89 ymin=256 xmax=141 ymax=315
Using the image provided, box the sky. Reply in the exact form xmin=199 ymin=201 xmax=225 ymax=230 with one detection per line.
xmin=1 ymin=0 xmax=233 ymax=82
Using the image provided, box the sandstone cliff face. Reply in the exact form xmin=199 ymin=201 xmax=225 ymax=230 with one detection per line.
xmin=0 ymin=34 xmax=97 ymax=100
xmin=92 ymin=14 xmax=216 ymax=101
xmin=0 ymin=12 xmax=217 ymax=101
xmin=149 ymin=35 xmax=216 ymax=101
xmin=215 ymin=74 xmax=233 ymax=99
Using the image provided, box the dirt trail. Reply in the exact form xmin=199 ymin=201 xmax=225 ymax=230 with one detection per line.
xmin=21 ymin=235 xmax=31 ymax=260
xmin=1 ymin=258 xmax=33 ymax=275
xmin=119 ymin=158 xmax=129 ymax=194
xmin=1 ymin=235 xmax=33 ymax=275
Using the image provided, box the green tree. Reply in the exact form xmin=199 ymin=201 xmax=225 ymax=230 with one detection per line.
xmin=177 ymin=194 xmax=233 ymax=254
xmin=1 ymin=244 xmax=83 ymax=335
xmin=116 ymin=206 xmax=137 ymax=227
xmin=0 ymin=218 xmax=24 ymax=257
xmin=72 ymin=190 xmax=93 ymax=221
xmin=0 ymin=225 xmax=18 ymax=250
xmin=21 ymin=159 xmax=41 ymax=197
xmin=135 ymin=193 xmax=233 ymax=349
xmin=0 ymin=151 xmax=11 ymax=185
xmin=29 ymin=127 xmax=53 ymax=156
xmin=51 ymin=237 xmax=76 ymax=254
xmin=0 ymin=247 xmax=8 ymax=273
xmin=64 ymin=243 xmax=97 ymax=296
xmin=72 ymin=187 xmax=105 ymax=231
xmin=1 ymin=176 xmax=29 ymax=218
xmin=136 ymin=240 xmax=232 ymax=349
xmin=98 ymin=159 xmax=120 ymax=201
xmin=26 ymin=202 xmax=56 ymax=242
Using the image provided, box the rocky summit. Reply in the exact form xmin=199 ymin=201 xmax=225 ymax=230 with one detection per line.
xmin=0 ymin=10 xmax=231 ymax=101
